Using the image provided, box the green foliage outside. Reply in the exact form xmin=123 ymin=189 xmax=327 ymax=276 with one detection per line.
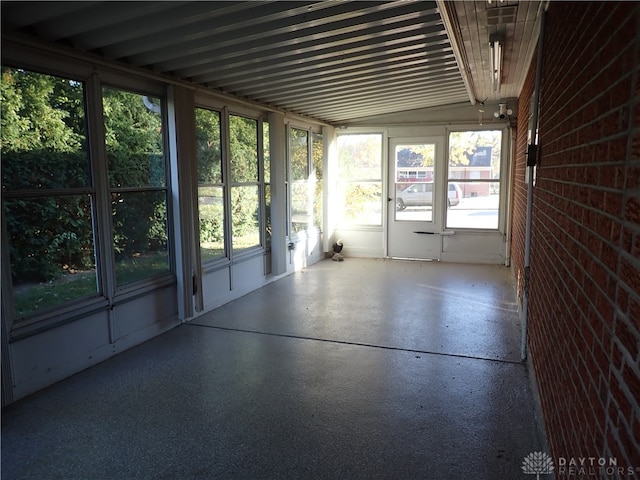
xmin=312 ymin=132 xmax=323 ymax=232
xmin=229 ymin=116 xmax=261 ymax=250
xmin=1 ymin=68 xmax=95 ymax=286
xmin=231 ymin=186 xmax=260 ymax=251
xmin=290 ymin=128 xmax=323 ymax=234
xmin=1 ymin=67 xmax=169 ymax=316
xmin=195 ymin=110 xmax=266 ymax=257
xmin=337 ymin=134 xmax=382 ymax=225
xmin=449 ymin=130 xmax=502 ymax=174
xmin=229 ymin=115 xmax=259 ymax=183
xmin=195 ymin=108 xmax=225 ymax=260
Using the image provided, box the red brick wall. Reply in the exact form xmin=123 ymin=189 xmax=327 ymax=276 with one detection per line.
xmin=511 ymin=1 xmax=640 ymax=469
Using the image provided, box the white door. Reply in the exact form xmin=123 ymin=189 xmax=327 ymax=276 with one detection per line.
xmin=387 ymin=138 xmax=444 ymax=259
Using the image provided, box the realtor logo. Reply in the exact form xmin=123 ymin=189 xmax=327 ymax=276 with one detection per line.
xmin=522 ymin=451 xmax=555 ymax=479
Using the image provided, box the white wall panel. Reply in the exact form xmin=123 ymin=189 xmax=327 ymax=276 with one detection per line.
xmin=333 ymin=229 xmax=385 ymax=258
xmin=441 ymin=233 xmax=506 ymax=264
xmin=112 ymin=285 xmax=180 ymax=346
xmin=10 ymin=311 xmax=112 ymax=400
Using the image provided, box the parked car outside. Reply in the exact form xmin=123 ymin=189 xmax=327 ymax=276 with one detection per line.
xmin=396 ymin=182 xmax=461 ymax=210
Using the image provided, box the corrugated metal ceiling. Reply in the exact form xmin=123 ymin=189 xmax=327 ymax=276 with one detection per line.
xmin=1 ymin=1 xmax=542 ymax=125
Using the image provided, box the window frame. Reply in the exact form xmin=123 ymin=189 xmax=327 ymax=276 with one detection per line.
xmin=287 ymin=124 xmax=323 ymax=238
xmin=227 ymin=111 xmax=264 ymax=259
xmin=100 ymin=82 xmax=175 ymax=292
xmin=0 ymin=57 xmax=175 ymax=337
xmin=194 ymin=106 xmax=227 ymax=266
xmin=445 ymin=129 xmax=504 ymax=231
xmin=335 ymin=132 xmax=384 ymax=228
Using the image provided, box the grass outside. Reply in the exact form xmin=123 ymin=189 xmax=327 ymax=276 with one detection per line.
xmin=12 ymin=252 xmax=169 ymax=318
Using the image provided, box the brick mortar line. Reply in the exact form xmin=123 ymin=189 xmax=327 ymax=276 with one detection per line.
xmin=538 ymin=176 xmax=635 ymax=195
xmin=543 ymin=3 xmax=627 ymax=115
xmin=531 ymin=227 xmax=611 ymax=437
xmin=544 ymin=70 xmax=636 ymax=131
xmin=606 ymin=4 xmax=640 ymax=463
xmin=532 ymin=202 xmax=616 ymax=343
xmin=536 ymin=157 xmax=640 ymax=170
xmin=534 ymin=201 xmax=640 ymax=311
xmin=542 ymin=4 xmax=599 ymax=92
xmin=541 ymin=127 xmax=640 ymax=156
xmin=536 ymin=184 xmax=640 ymax=239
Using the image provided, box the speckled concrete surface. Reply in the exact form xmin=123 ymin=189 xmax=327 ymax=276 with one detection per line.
xmin=2 ymin=259 xmax=544 ymax=479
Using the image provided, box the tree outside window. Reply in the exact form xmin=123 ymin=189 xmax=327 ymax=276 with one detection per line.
xmin=195 ymin=107 xmax=225 ymax=262
xmin=447 ymin=130 xmax=502 ymax=230
xmin=1 ymin=67 xmax=98 ymax=318
xmin=229 ymin=115 xmax=260 ymax=252
xmin=336 ymin=134 xmax=383 ymax=226
xmin=102 ymin=87 xmax=170 ymax=286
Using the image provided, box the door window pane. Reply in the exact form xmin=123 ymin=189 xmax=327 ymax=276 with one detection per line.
xmin=447 ymin=131 xmax=502 ymax=230
xmin=394 ymin=144 xmax=435 ymax=222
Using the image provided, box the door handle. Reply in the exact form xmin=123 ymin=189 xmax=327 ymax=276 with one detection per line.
xmin=387 ymin=197 xmax=393 ymax=202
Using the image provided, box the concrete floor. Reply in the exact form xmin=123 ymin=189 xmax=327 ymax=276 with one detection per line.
xmin=2 ymin=258 xmax=545 ymax=479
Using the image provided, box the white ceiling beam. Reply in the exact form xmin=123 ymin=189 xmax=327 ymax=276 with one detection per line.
xmin=436 ymin=0 xmax=477 ymax=105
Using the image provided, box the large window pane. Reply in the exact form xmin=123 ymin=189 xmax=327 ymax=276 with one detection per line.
xmin=112 ymin=191 xmax=169 ymax=286
xmin=2 ymin=150 xmax=90 ymax=191
xmin=339 ymin=182 xmax=383 ymax=225
xmin=1 ymin=68 xmax=97 ymax=318
xmin=103 ymin=86 xmax=170 ymax=286
xmin=103 ymin=88 xmax=165 ymax=188
xmin=196 ymin=107 xmax=226 ymax=263
xmin=196 ymin=108 xmax=222 ymax=184
xmin=231 ymin=186 xmax=260 ymax=252
xmin=198 ymin=186 xmax=225 ymax=262
xmin=229 ymin=115 xmax=258 ymax=183
xmin=263 ymin=122 xmax=270 ymax=183
xmin=290 ymin=128 xmax=308 ymax=181
xmin=1 ymin=68 xmax=90 ymax=190
xmin=4 ymin=195 xmax=98 ymax=317
xmin=265 ymin=184 xmax=271 ymax=247
xmin=291 ymin=182 xmax=309 ymax=233
xmin=336 ymin=134 xmax=382 ymax=226
xmin=312 ymin=132 xmax=323 ymax=231
xmin=290 ymin=127 xmax=312 ymax=235
xmin=447 ymin=131 xmax=502 ymax=230
xmin=264 ymin=121 xmax=271 ymax=246
xmin=337 ymin=134 xmax=382 ymax=180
